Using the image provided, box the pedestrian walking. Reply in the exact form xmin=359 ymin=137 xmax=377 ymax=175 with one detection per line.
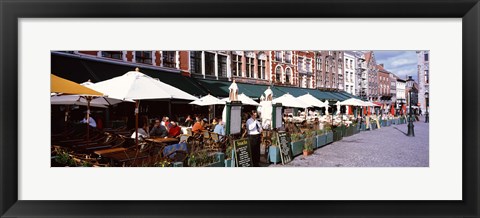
xmin=246 ymin=110 xmax=262 ymax=167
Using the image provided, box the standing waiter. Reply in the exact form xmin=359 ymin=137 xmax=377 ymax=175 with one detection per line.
xmin=246 ymin=110 xmax=262 ymax=167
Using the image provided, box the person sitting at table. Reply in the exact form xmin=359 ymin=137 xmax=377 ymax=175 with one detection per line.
xmin=184 ymin=115 xmax=194 ymax=127
xmin=213 ymin=117 xmax=225 ymax=142
xmin=150 ymin=119 xmax=168 ymax=138
xmin=168 ymin=121 xmax=182 ymax=138
xmin=81 ymin=113 xmax=97 ymax=128
xmin=131 ymin=119 xmax=149 ymax=141
xmin=192 ymin=117 xmax=204 ymax=133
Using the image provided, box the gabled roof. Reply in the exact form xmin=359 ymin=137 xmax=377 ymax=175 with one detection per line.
xmin=364 ymin=51 xmax=373 ymax=63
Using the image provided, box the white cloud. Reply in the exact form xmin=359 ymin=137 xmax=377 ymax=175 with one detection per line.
xmin=391 ymin=58 xmax=417 ymax=67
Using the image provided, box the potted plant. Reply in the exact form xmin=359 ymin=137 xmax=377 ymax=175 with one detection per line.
xmin=268 ymin=133 xmax=281 ymax=164
xmin=332 ymin=125 xmax=343 ymax=142
xmin=303 ymin=131 xmax=314 ymax=156
xmin=224 ymin=144 xmax=235 ymax=167
xmin=290 ymin=133 xmax=305 ymax=157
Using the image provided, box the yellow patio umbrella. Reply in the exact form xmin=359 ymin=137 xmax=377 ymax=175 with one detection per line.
xmin=51 ymin=74 xmax=103 ymax=96
xmin=51 ymin=74 xmax=104 ymax=140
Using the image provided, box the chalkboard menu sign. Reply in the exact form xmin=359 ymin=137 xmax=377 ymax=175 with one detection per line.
xmin=277 ymin=131 xmax=293 ymax=164
xmin=233 ymin=138 xmax=253 ymax=167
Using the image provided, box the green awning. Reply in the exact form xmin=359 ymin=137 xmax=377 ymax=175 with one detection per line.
xmin=196 ymin=79 xmax=286 ymax=99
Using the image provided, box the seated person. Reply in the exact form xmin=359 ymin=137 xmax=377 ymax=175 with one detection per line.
xmin=192 ymin=117 xmax=204 ymax=133
xmin=168 ymin=121 xmax=182 ymax=138
xmin=81 ymin=114 xmax=97 ymax=128
xmin=184 ymin=115 xmax=194 ymax=127
xmin=131 ymin=127 xmax=149 ymax=141
xmin=149 ymin=119 xmax=168 ymax=138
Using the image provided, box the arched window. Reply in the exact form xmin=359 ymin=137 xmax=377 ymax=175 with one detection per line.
xmin=275 ymin=66 xmax=283 ymax=83
xmin=285 ymin=67 xmax=292 ymax=84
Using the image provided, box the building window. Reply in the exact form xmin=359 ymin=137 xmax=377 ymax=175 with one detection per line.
xmin=425 ymin=70 xmax=429 ymax=83
xmin=275 ymin=66 xmax=282 ymax=83
xmin=218 ymin=55 xmax=227 ymax=77
xmin=135 ymin=51 xmax=152 ymax=64
xmin=285 ymin=51 xmax=292 ymax=63
xmin=275 ymin=51 xmax=282 ymax=62
xmin=297 ymin=57 xmax=304 ymax=73
xmin=204 ymin=52 xmax=215 ymax=76
xmin=246 ymin=57 xmax=254 ymax=78
xmin=232 ymin=54 xmax=242 ymax=77
xmin=190 ymin=51 xmax=202 ymax=74
xmin=306 ymin=58 xmax=312 ymax=74
xmin=257 ymin=59 xmax=266 ymax=80
xmin=101 ymin=51 xmax=122 ymax=60
xmin=286 ymin=68 xmax=292 ymax=84
xmin=162 ymin=51 xmax=176 ymax=68
xmin=424 ymin=53 xmax=429 ymax=61
xmin=316 ymin=56 xmax=322 ymax=71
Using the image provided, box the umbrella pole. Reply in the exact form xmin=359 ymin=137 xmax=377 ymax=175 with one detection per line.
xmin=86 ymin=97 xmax=91 ymax=141
xmin=135 ymin=100 xmax=140 ymax=147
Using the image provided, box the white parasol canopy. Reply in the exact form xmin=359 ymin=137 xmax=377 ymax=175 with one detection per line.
xmin=338 ymin=98 xmax=368 ymax=106
xmin=273 ymin=93 xmax=310 ymax=108
xmin=91 ymin=70 xmax=198 ymax=101
xmin=189 ymin=94 xmax=226 ymax=106
xmin=222 ymin=93 xmax=259 ymax=106
xmin=297 ymin=93 xmax=329 ymax=108
xmin=51 ymin=81 xmax=124 ymax=108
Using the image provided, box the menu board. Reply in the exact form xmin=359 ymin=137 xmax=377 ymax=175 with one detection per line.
xmin=277 ymin=131 xmax=293 ymax=164
xmin=233 ymin=138 xmax=253 ymax=167
xmin=230 ymin=105 xmax=242 ymax=134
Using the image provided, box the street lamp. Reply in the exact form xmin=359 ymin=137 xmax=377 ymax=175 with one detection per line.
xmin=425 ymin=91 xmax=429 ymax=123
xmin=406 ymin=76 xmax=415 ymax=137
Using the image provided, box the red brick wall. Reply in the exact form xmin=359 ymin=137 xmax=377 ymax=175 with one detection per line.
xmin=179 ymin=51 xmax=189 ymax=72
xmin=78 ymin=51 xmax=98 ymax=56
xmin=155 ymin=51 xmax=161 ymax=66
xmin=126 ymin=51 xmax=134 ymax=62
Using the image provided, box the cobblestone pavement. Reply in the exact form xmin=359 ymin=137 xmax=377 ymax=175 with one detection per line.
xmin=270 ymin=121 xmax=429 ymax=167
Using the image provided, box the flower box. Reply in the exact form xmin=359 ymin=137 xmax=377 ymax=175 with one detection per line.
xmin=173 ymin=162 xmax=183 ymax=167
xmin=206 ymin=152 xmax=225 ymax=167
xmin=359 ymin=123 xmax=366 ymax=131
xmin=333 ymin=128 xmax=343 ymax=142
xmin=224 ymin=159 xmax=235 ymax=167
xmin=316 ymin=134 xmax=327 ymax=148
xmin=290 ymin=139 xmax=305 ymax=157
xmin=345 ymin=125 xmax=355 ymax=137
xmin=325 ymin=131 xmax=334 ymax=144
xmin=371 ymin=122 xmax=377 ymax=130
xmin=387 ymin=120 xmax=392 ymax=126
xmin=268 ymin=146 xmax=281 ymax=164
xmin=311 ymin=136 xmax=317 ymax=150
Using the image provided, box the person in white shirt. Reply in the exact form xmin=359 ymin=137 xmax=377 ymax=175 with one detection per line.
xmin=81 ymin=115 xmax=97 ymax=128
xmin=246 ymin=110 xmax=262 ymax=167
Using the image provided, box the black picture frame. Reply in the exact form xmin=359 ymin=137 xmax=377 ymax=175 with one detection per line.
xmin=1 ymin=0 xmax=479 ymax=217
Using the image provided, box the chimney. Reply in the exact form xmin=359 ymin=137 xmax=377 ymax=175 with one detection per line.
xmin=379 ymin=64 xmax=384 ymax=67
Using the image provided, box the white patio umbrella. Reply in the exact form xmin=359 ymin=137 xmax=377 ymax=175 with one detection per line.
xmin=51 ymin=81 xmax=124 ymax=108
xmin=338 ymin=98 xmax=367 ymax=106
xmin=273 ymin=93 xmax=310 ymax=108
xmin=221 ymin=93 xmax=259 ymax=106
xmin=91 ymin=69 xmax=198 ymax=146
xmin=297 ymin=93 xmax=329 ymax=108
xmin=189 ymin=94 xmax=226 ymax=106
xmin=190 ymin=94 xmax=226 ymax=122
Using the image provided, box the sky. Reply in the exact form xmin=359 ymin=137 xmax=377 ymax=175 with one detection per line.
xmin=373 ymin=51 xmax=418 ymax=81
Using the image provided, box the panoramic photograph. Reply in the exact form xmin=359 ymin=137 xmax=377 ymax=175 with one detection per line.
xmin=50 ymin=50 xmax=429 ymax=167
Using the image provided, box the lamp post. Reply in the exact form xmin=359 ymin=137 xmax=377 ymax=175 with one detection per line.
xmin=425 ymin=91 xmax=429 ymax=123
xmin=406 ymin=76 xmax=415 ymax=137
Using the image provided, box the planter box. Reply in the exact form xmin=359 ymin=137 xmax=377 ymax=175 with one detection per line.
xmin=387 ymin=120 xmax=392 ymax=126
xmin=333 ymin=129 xmax=343 ymax=142
xmin=359 ymin=123 xmax=366 ymax=131
xmin=290 ymin=139 xmax=305 ymax=157
xmin=341 ymin=125 xmax=347 ymax=137
xmin=308 ymin=136 xmax=317 ymax=150
xmin=206 ymin=152 xmax=225 ymax=167
xmin=325 ymin=131 xmax=334 ymax=144
xmin=224 ymin=159 xmax=235 ymax=167
xmin=371 ymin=122 xmax=377 ymax=130
xmin=173 ymin=162 xmax=183 ymax=167
xmin=268 ymin=146 xmax=281 ymax=164
xmin=345 ymin=126 xmax=355 ymax=137
xmin=316 ymin=134 xmax=327 ymax=148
